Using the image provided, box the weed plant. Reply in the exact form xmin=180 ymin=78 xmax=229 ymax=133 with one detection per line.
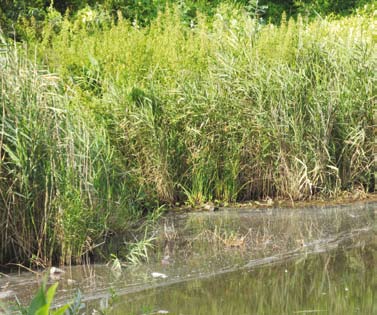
xmin=0 ymin=3 xmax=375 ymax=265
xmin=34 ymin=5 xmax=375 ymax=202
xmin=2 ymin=279 xmax=83 ymax=315
xmin=0 ymin=37 xmax=150 ymax=266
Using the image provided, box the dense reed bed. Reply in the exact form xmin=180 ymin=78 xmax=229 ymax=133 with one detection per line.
xmin=1 ymin=4 xmax=376 ymax=265
xmin=0 ymin=40 xmax=145 ymax=266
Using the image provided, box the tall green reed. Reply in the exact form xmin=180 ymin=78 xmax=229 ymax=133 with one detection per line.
xmin=1 ymin=3 xmax=375 ymax=264
xmin=30 ymin=5 xmax=375 ymax=204
xmin=0 ymin=37 xmax=147 ymax=266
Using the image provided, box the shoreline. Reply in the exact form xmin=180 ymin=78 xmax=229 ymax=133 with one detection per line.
xmin=170 ymin=192 xmax=377 ymax=212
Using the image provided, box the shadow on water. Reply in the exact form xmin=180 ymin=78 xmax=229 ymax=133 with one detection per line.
xmin=1 ymin=200 xmax=377 ymax=314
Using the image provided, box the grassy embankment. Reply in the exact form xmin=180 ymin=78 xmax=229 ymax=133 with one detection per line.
xmin=0 ymin=4 xmax=376 ymax=266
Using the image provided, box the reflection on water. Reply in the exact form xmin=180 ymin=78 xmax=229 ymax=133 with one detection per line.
xmin=119 ymin=240 xmax=377 ymax=315
xmin=1 ymin=200 xmax=377 ymax=314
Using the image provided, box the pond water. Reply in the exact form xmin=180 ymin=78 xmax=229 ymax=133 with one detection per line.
xmin=1 ymin=200 xmax=377 ymax=314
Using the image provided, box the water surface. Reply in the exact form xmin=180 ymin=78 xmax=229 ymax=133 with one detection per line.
xmin=1 ymin=200 xmax=377 ymax=314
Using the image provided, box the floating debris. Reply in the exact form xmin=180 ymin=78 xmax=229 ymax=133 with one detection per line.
xmin=203 ymin=202 xmax=219 ymax=212
xmin=49 ymin=266 xmax=65 ymax=280
xmin=50 ymin=267 xmax=65 ymax=275
xmin=0 ymin=290 xmax=14 ymax=299
xmin=67 ymin=278 xmax=76 ymax=285
xmin=151 ymin=272 xmax=168 ymax=279
xmin=161 ymin=255 xmax=171 ymax=265
xmin=142 ymin=310 xmax=169 ymax=315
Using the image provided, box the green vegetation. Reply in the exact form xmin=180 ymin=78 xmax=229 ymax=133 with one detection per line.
xmin=0 ymin=37 xmax=147 ymax=266
xmin=0 ymin=1 xmax=376 ymax=266
xmin=16 ymin=281 xmax=70 ymax=315
xmin=0 ymin=0 xmax=373 ymax=31
xmin=1 ymin=279 xmax=83 ymax=315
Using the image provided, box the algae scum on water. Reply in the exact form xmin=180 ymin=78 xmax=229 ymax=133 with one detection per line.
xmin=2 ymin=200 xmax=377 ymax=314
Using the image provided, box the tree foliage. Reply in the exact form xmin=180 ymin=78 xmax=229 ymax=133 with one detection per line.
xmin=0 ymin=0 xmax=373 ymax=33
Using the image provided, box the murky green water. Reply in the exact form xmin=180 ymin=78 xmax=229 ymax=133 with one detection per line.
xmin=1 ymin=200 xmax=377 ymax=314
xmin=117 ymin=234 xmax=377 ymax=315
